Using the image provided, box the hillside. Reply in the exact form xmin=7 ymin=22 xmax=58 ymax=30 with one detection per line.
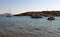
xmin=14 ymin=11 xmax=60 ymax=16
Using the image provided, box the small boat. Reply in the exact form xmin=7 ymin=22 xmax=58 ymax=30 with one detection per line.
xmin=30 ymin=16 xmax=43 ymax=18
xmin=6 ymin=14 xmax=12 ymax=17
xmin=47 ymin=17 xmax=55 ymax=20
xmin=6 ymin=9 xmax=13 ymax=17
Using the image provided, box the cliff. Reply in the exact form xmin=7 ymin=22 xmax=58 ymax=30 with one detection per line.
xmin=14 ymin=11 xmax=60 ymax=16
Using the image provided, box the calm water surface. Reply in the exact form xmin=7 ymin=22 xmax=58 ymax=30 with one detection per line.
xmin=0 ymin=16 xmax=60 ymax=33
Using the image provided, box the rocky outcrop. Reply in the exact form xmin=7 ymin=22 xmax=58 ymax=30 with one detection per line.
xmin=14 ymin=11 xmax=60 ymax=16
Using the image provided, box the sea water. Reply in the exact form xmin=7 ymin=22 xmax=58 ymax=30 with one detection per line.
xmin=0 ymin=16 xmax=60 ymax=36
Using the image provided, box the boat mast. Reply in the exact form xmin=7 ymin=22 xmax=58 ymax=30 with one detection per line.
xmin=9 ymin=9 xmax=11 ymax=13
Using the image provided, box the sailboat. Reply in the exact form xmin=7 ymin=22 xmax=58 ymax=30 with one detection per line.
xmin=6 ymin=9 xmax=13 ymax=17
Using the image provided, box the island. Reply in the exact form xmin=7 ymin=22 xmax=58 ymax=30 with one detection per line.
xmin=14 ymin=11 xmax=60 ymax=17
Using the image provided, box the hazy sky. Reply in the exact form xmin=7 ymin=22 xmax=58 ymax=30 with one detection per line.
xmin=0 ymin=0 xmax=60 ymax=14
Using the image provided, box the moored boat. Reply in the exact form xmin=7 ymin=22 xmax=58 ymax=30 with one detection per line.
xmin=30 ymin=16 xmax=43 ymax=18
xmin=47 ymin=17 xmax=55 ymax=20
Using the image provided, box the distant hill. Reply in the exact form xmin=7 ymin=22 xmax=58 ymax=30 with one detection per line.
xmin=0 ymin=13 xmax=13 ymax=16
xmin=14 ymin=11 xmax=60 ymax=17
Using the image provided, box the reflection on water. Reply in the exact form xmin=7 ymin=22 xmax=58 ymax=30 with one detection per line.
xmin=0 ymin=16 xmax=60 ymax=37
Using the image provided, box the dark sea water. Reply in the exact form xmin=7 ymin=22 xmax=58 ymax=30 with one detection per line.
xmin=0 ymin=16 xmax=60 ymax=37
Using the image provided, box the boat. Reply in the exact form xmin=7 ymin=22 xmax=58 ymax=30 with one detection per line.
xmin=47 ymin=17 xmax=55 ymax=20
xmin=30 ymin=16 xmax=43 ymax=18
xmin=6 ymin=9 xmax=13 ymax=17
xmin=6 ymin=14 xmax=13 ymax=17
xmin=1 ymin=13 xmax=13 ymax=17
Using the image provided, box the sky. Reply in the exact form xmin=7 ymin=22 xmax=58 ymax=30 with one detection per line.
xmin=0 ymin=0 xmax=60 ymax=14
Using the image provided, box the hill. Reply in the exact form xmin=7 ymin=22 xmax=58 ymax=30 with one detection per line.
xmin=14 ymin=11 xmax=60 ymax=17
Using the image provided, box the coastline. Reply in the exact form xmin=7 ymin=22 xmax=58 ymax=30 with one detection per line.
xmin=14 ymin=11 xmax=60 ymax=17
